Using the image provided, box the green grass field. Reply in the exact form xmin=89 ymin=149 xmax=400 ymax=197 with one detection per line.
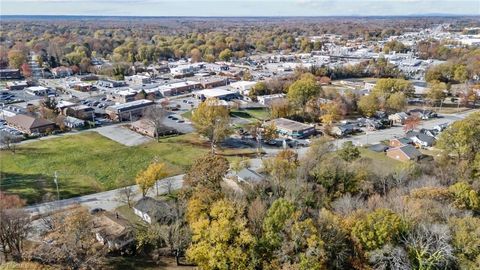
xmin=358 ymin=148 xmax=403 ymax=172
xmin=230 ymin=108 xmax=270 ymax=121
xmin=0 ymin=132 xmax=208 ymax=204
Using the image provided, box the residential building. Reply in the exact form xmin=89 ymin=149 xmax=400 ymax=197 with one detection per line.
xmin=388 ymin=112 xmax=409 ymax=125
xmin=386 ymin=145 xmax=423 ymax=162
xmin=92 ymin=211 xmax=134 ymax=251
xmin=236 ymin=168 xmax=264 ymax=184
xmin=6 ymin=114 xmax=55 ymax=134
xmin=133 ymin=197 xmax=175 ymax=224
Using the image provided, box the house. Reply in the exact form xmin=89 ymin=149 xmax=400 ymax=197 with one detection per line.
xmin=406 ymin=131 xmax=435 ymax=148
xmin=257 ymin=94 xmax=286 ymax=106
xmin=51 ymin=66 xmax=73 ymax=77
xmin=0 ymin=69 xmax=22 ymax=80
xmin=433 ymin=123 xmax=449 ymax=132
xmin=386 ymin=145 xmax=423 ymax=162
xmin=266 ymin=118 xmax=315 ymax=139
xmin=6 ymin=81 xmax=28 ymax=90
xmin=133 ymin=197 xmax=175 ymax=224
xmin=105 ymin=99 xmax=155 ymax=121
xmin=331 ymin=124 xmax=359 ymax=137
xmin=6 ymin=114 xmax=55 ymax=134
xmin=388 ymin=112 xmax=409 ymax=125
xmin=236 ymin=168 xmax=265 ymax=184
xmin=389 ymin=137 xmax=413 ymax=148
xmin=63 ymin=116 xmax=85 ymax=128
xmin=92 ymin=211 xmax=134 ymax=251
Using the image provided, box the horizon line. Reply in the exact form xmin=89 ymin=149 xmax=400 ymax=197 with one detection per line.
xmin=2 ymin=14 xmax=479 ymax=18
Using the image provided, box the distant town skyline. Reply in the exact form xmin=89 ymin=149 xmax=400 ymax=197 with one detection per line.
xmin=1 ymin=0 xmax=478 ymax=17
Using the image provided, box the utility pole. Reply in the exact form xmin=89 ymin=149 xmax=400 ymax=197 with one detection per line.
xmin=54 ymin=171 xmax=60 ymax=201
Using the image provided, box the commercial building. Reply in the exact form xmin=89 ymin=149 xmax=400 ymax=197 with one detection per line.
xmin=257 ymin=94 xmax=286 ymax=106
xmin=266 ymin=118 xmax=315 ymax=139
xmin=0 ymin=69 xmax=21 ymax=80
xmin=194 ymin=88 xmax=239 ymax=101
xmin=105 ymin=99 xmax=154 ymax=121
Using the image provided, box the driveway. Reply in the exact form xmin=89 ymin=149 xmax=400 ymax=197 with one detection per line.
xmin=95 ymin=125 xmax=152 ymax=146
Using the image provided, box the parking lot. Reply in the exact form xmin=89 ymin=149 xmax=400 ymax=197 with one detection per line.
xmin=95 ymin=125 xmax=152 ymax=146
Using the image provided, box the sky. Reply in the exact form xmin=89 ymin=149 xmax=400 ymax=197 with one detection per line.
xmin=1 ymin=0 xmax=479 ymax=17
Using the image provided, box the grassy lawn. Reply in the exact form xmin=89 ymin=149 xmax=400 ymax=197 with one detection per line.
xmin=231 ymin=108 xmax=270 ymax=121
xmin=0 ymin=132 xmax=208 ymax=204
xmin=358 ymin=147 xmax=403 ymax=173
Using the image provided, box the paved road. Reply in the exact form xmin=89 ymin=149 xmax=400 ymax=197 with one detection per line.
xmin=263 ymin=110 xmax=477 ymax=158
xmin=25 ymin=175 xmax=184 ymax=215
xmin=23 ymin=109 xmax=477 ymax=216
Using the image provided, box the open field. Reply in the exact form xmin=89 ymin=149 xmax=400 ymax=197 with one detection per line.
xmin=230 ymin=108 xmax=270 ymax=121
xmin=0 ymin=132 xmax=208 ymax=204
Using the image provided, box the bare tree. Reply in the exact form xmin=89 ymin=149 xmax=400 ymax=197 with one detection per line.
xmin=0 ymin=192 xmax=31 ymax=262
xmin=369 ymin=244 xmax=411 ymax=270
xmin=0 ymin=133 xmax=21 ymax=154
xmin=116 ymin=178 xmax=136 ymax=207
xmin=144 ymin=105 xmax=167 ymax=142
xmin=403 ymin=224 xmax=454 ymax=270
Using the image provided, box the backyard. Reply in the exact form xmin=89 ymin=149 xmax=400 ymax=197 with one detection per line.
xmin=0 ymin=132 xmax=208 ymax=204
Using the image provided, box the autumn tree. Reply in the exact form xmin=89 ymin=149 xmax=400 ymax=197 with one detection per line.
xmin=186 ymin=199 xmax=255 ymax=269
xmin=358 ymin=94 xmax=379 ymax=117
xmin=338 ymin=141 xmax=360 ymax=162
xmin=191 ymin=98 xmax=232 ymax=151
xmin=385 ymin=91 xmax=407 ymax=112
xmin=320 ymin=101 xmax=342 ymax=125
xmin=136 ymin=162 xmax=169 ymax=197
xmin=29 ymin=207 xmax=106 ymax=269
xmin=7 ymin=50 xmax=26 ymax=69
xmin=262 ymin=121 xmax=278 ymax=142
xmin=437 ymin=112 xmax=480 ymax=164
xmin=404 ymin=115 xmax=420 ymax=133
xmin=449 ymin=216 xmax=480 ymax=269
xmin=219 ymin=48 xmax=233 ymax=61
xmin=183 ymin=153 xmax=229 ymax=191
xmin=287 ymin=73 xmax=322 ymax=118
xmin=426 ymin=80 xmax=447 ymax=105
xmin=351 ymin=208 xmax=404 ymax=251
xmin=260 ymin=198 xmax=326 ymax=269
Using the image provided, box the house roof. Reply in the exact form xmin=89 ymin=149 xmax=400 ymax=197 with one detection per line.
xmin=369 ymin=144 xmax=389 ymax=152
xmin=237 ymin=168 xmax=264 ymax=183
xmin=6 ymin=114 xmax=54 ymax=130
xmin=134 ymin=197 xmax=175 ymax=224
xmin=397 ymin=145 xmax=422 ymax=159
xmin=406 ymin=131 xmax=435 ymax=144
xmin=93 ymin=211 xmax=133 ymax=246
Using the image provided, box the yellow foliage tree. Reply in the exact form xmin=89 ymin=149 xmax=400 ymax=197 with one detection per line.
xmin=136 ymin=162 xmax=168 ymax=197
